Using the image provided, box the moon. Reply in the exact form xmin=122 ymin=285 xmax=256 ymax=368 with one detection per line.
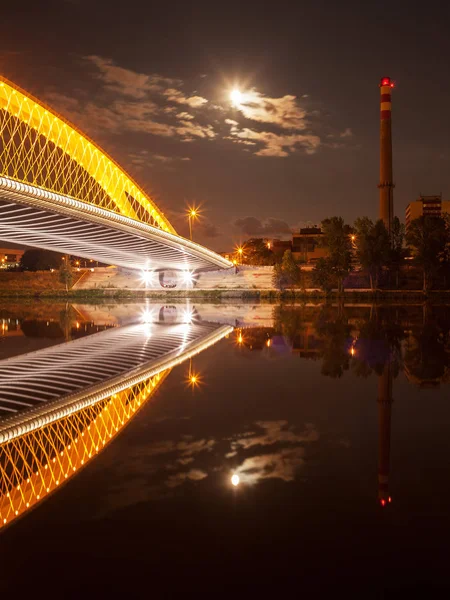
xmin=230 ymin=89 xmax=243 ymax=107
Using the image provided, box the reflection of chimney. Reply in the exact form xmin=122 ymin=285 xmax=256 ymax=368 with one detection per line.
xmin=378 ymin=77 xmax=395 ymax=233
xmin=378 ymin=363 xmax=393 ymax=506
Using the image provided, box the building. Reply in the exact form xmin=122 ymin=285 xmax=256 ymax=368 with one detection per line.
xmin=271 ymin=228 xmax=328 ymax=263
xmin=0 ymin=248 xmax=24 ymax=269
xmin=405 ymin=195 xmax=450 ymax=230
xmin=291 ymin=227 xmax=327 ymax=263
xmin=271 ymin=239 xmax=293 ymax=259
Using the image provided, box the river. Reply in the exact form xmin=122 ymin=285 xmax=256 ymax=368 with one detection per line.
xmin=0 ymin=300 xmax=449 ymax=597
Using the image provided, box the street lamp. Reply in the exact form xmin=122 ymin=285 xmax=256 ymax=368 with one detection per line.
xmin=187 ymin=206 xmax=199 ymax=241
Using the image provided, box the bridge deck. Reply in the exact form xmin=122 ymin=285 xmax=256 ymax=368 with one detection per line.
xmin=0 ymin=176 xmax=232 ymax=272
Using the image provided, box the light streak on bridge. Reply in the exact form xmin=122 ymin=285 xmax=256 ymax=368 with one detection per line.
xmin=0 ymin=77 xmax=232 ymax=275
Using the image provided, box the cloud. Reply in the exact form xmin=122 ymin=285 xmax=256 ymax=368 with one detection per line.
xmin=235 ymin=449 xmax=306 ymax=483
xmin=176 ymin=112 xmax=195 ymax=120
xmin=167 ymin=469 xmax=208 ymax=488
xmin=231 ymin=420 xmax=318 ymax=451
xmin=230 ymin=421 xmax=319 ymax=483
xmin=84 ymin=55 xmax=180 ymax=98
xmin=197 ymin=221 xmax=221 ymax=238
xmin=45 ymin=56 xmax=214 ymax=146
xmin=176 ymin=120 xmax=215 ymax=140
xmin=129 ymin=150 xmax=191 ymax=169
xmin=230 ymin=127 xmax=320 ymax=157
xmin=43 ymin=55 xmax=335 ymax=164
xmin=234 ymin=216 xmax=292 ymax=236
xmin=164 ymin=88 xmax=208 ymax=107
xmin=340 ymin=128 xmax=353 ymax=138
xmin=235 ymin=90 xmax=307 ymax=130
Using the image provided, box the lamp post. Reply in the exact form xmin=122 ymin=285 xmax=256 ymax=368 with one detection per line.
xmin=187 ymin=208 xmax=198 ymax=241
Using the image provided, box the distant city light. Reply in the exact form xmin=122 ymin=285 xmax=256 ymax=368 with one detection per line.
xmin=231 ymin=474 xmax=240 ymax=486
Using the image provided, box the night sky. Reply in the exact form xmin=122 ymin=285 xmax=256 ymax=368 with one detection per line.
xmin=2 ymin=0 xmax=450 ymax=250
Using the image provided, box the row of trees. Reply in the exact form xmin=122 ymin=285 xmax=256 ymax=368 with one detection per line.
xmin=16 ymin=249 xmax=73 ymax=290
xmin=311 ymin=216 xmax=406 ymax=293
xmin=298 ymin=214 xmax=449 ymax=293
xmin=243 ymin=214 xmax=450 ymax=292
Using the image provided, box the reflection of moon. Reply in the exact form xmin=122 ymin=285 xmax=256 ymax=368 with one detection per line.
xmin=231 ymin=474 xmax=240 ymax=486
xmin=230 ymin=89 xmax=242 ymax=107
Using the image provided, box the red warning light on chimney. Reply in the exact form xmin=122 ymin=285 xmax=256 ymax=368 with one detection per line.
xmin=381 ymin=77 xmax=391 ymax=86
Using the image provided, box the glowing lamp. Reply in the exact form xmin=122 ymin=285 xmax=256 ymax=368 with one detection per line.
xmin=182 ymin=271 xmax=194 ymax=284
xmin=381 ymin=77 xmax=391 ymax=86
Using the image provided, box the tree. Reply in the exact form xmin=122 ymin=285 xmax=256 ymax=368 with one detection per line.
xmin=20 ymin=249 xmax=62 ymax=271
xmin=281 ymin=250 xmax=300 ymax=286
xmin=388 ymin=216 xmax=405 ymax=288
xmin=59 ymin=256 xmax=73 ymax=292
xmin=319 ymin=217 xmax=353 ymax=294
xmin=354 ymin=217 xmax=390 ymax=290
xmin=406 ymin=216 xmax=448 ymax=291
xmin=243 ymin=238 xmax=275 ymax=266
xmin=312 ymin=257 xmax=334 ymax=293
xmin=272 ymin=262 xmax=286 ymax=291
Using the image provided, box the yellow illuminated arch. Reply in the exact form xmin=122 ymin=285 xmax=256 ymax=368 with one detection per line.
xmin=0 ymin=76 xmax=176 ymax=233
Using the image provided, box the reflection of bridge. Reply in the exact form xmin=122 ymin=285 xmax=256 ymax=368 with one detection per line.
xmin=0 ymin=317 xmax=232 ymax=440
xmin=0 ymin=77 xmax=232 ymax=277
xmin=0 ymin=316 xmax=232 ymax=529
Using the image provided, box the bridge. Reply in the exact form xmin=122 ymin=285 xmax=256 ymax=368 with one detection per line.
xmin=0 ymin=312 xmax=233 ymax=529
xmin=0 ymin=77 xmax=232 ymax=281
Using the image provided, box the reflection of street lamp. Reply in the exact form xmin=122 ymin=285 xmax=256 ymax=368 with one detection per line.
xmin=187 ymin=357 xmax=201 ymax=390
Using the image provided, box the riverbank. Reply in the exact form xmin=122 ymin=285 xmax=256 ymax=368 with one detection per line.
xmin=2 ymin=270 xmax=450 ymax=300
xmin=1 ymin=286 xmax=450 ymax=301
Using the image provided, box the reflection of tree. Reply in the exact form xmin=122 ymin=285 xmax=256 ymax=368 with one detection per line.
xmin=59 ymin=305 xmax=77 ymax=342
xmin=271 ymin=303 xmax=450 ymax=387
xmin=403 ymin=309 xmax=450 ymax=386
xmin=351 ymin=316 xmax=405 ymax=379
xmin=314 ymin=307 xmax=352 ymax=378
xmin=273 ymin=305 xmax=309 ymax=343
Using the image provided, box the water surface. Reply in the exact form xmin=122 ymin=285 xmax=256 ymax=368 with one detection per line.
xmin=1 ymin=300 xmax=449 ymax=596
